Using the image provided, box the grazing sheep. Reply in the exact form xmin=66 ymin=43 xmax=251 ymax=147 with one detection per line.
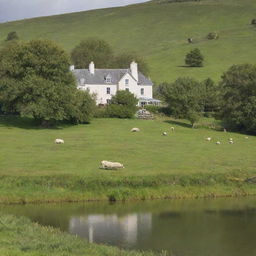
xmin=170 ymin=127 xmax=175 ymax=132
xmin=229 ymin=140 xmax=234 ymax=144
xmin=229 ymin=138 xmax=233 ymax=141
xmin=162 ymin=132 xmax=167 ymax=136
xmin=245 ymin=136 xmax=249 ymax=139
xmin=55 ymin=139 xmax=64 ymax=144
xmin=206 ymin=137 xmax=211 ymax=141
xmin=131 ymin=127 xmax=140 ymax=132
xmin=216 ymin=141 xmax=221 ymax=145
xmin=101 ymin=160 xmax=124 ymax=170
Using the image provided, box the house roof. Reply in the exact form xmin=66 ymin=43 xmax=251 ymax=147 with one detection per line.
xmin=72 ymin=69 xmax=153 ymax=86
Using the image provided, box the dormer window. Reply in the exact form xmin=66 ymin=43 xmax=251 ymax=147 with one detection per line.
xmin=105 ymin=74 xmax=112 ymax=84
xmin=125 ymin=79 xmax=129 ymax=86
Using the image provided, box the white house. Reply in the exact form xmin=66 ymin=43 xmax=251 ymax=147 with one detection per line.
xmin=70 ymin=61 xmax=160 ymax=106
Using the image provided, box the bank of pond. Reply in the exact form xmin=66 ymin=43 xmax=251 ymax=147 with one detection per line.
xmin=1 ymin=197 xmax=256 ymax=256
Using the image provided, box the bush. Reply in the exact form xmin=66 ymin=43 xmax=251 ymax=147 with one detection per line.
xmin=105 ymin=90 xmax=138 ymax=118
xmin=251 ymin=19 xmax=256 ymax=25
xmin=144 ymin=105 xmax=161 ymax=114
xmin=207 ymin=32 xmax=219 ymax=40
xmin=185 ymin=48 xmax=204 ymax=67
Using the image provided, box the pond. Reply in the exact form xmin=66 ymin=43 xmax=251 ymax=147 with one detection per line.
xmin=1 ymin=197 xmax=256 ymax=256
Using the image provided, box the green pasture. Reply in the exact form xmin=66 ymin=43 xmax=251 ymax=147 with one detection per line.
xmin=0 ymin=0 xmax=256 ymax=82
xmin=0 ymin=116 xmax=255 ymax=203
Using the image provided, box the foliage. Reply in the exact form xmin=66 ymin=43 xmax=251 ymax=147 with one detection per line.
xmin=71 ymin=38 xmax=114 ymax=69
xmin=219 ymin=64 xmax=256 ymax=133
xmin=251 ymin=19 xmax=256 ymax=25
xmin=207 ymin=32 xmax=219 ymax=40
xmin=5 ymin=31 xmax=19 ymax=41
xmin=185 ymin=48 xmax=204 ymax=67
xmin=106 ymin=90 xmax=138 ymax=118
xmin=159 ymin=77 xmax=204 ymax=126
xmin=111 ymin=52 xmax=150 ymax=76
xmin=0 ymin=40 xmax=95 ymax=124
xmin=202 ymin=78 xmax=221 ymax=113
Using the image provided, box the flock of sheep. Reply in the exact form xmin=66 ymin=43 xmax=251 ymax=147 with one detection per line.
xmin=54 ymin=126 xmax=249 ymax=170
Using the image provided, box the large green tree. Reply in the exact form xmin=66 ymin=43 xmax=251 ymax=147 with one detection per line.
xmin=71 ymin=38 xmax=113 ymax=69
xmin=185 ymin=48 xmax=204 ymax=67
xmin=219 ymin=64 xmax=256 ymax=133
xmin=159 ymin=77 xmax=204 ymax=127
xmin=111 ymin=52 xmax=149 ymax=76
xmin=0 ymin=40 xmax=95 ymax=124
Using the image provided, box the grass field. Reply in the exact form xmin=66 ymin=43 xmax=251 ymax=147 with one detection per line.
xmin=0 ymin=116 xmax=256 ymax=203
xmin=0 ymin=214 xmax=164 ymax=256
xmin=0 ymin=0 xmax=255 ymax=83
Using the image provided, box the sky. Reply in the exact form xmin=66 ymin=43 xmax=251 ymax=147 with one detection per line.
xmin=0 ymin=0 xmax=148 ymax=23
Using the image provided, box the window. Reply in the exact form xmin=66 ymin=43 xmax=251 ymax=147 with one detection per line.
xmin=125 ymin=88 xmax=129 ymax=92
xmin=107 ymin=87 xmax=111 ymax=94
xmin=106 ymin=77 xmax=111 ymax=83
xmin=125 ymin=79 xmax=129 ymax=85
xmin=141 ymin=88 xmax=144 ymax=95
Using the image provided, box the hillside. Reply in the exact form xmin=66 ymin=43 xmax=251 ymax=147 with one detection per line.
xmin=0 ymin=0 xmax=256 ymax=83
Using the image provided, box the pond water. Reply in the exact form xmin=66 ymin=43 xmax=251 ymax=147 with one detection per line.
xmin=1 ymin=197 xmax=256 ymax=256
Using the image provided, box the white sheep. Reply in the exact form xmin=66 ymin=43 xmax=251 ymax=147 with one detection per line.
xmin=101 ymin=160 xmax=124 ymax=170
xmin=170 ymin=127 xmax=175 ymax=132
xmin=131 ymin=128 xmax=140 ymax=132
xmin=162 ymin=132 xmax=167 ymax=136
xmin=55 ymin=139 xmax=64 ymax=144
xmin=229 ymin=140 xmax=234 ymax=144
xmin=216 ymin=141 xmax=221 ymax=145
xmin=206 ymin=137 xmax=211 ymax=141
xmin=245 ymin=136 xmax=249 ymax=139
xmin=229 ymin=138 xmax=233 ymax=141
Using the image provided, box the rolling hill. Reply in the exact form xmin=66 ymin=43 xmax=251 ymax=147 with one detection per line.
xmin=0 ymin=0 xmax=256 ymax=83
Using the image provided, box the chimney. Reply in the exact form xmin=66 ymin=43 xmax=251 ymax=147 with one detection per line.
xmin=89 ymin=61 xmax=95 ymax=75
xmin=69 ymin=65 xmax=75 ymax=71
xmin=130 ymin=61 xmax=138 ymax=81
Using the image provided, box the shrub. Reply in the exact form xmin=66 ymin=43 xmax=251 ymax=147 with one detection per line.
xmin=105 ymin=90 xmax=138 ymax=118
xmin=251 ymin=19 xmax=256 ymax=25
xmin=207 ymin=32 xmax=219 ymax=40
xmin=185 ymin=48 xmax=204 ymax=67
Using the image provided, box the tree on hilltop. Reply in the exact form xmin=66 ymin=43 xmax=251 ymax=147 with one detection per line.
xmin=185 ymin=48 xmax=204 ymax=67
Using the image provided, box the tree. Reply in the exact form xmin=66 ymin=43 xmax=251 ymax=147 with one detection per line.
xmin=202 ymin=78 xmax=221 ymax=114
xmin=111 ymin=52 xmax=149 ymax=76
xmin=159 ymin=77 xmax=204 ymax=127
xmin=219 ymin=64 xmax=256 ymax=133
xmin=71 ymin=38 xmax=113 ymax=69
xmin=185 ymin=48 xmax=204 ymax=67
xmin=5 ymin=31 xmax=19 ymax=41
xmin=0 ymin=40 xmax=95 ymax=124
xmin=106 ymin=90 xmax=138 ymax=118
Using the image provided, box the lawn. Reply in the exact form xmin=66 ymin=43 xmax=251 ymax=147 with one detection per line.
xmin=0 ymin=0 xmax=256 ymax=83
xmin=0 ymin=116 xmax=256 ymax=203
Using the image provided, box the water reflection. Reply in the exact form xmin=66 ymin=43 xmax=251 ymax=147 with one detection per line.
xmin=69 ymin=213 xmax=152 ymax=248
xmin=1 ymin=198 xmax=256 ymax=256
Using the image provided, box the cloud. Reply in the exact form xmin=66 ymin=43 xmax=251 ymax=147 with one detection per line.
xmin=0 ymin=0 xmax=148 ymax=22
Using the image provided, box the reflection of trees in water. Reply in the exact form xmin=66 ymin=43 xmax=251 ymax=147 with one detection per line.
xmin=69 ymin=213 xmax=152 ymax=248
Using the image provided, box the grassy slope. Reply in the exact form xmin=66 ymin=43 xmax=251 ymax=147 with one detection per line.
xmin=0 ymin=214 xmax=162 ymax=256
xmin=0 ymin=0 xmax=256 ymax=83
xmin=0 ymin=116 xmax=256 ymax=203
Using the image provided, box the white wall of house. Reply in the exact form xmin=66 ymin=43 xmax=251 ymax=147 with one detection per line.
xmin=78 ymin=84 xmax=117 ymax=105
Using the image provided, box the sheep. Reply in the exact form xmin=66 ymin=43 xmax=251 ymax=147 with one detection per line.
xmin=170 ymin=127 xmax=175 ymax=132
xmin=229 ymin=140 xmax=234 ymax=144
xmin=131 ymin=128 xmax=140 ymax=132
xmin=216 ymin=141 xmax=221 ymax=145
xmin=55 ymin=139 xmax=64 ymax=144
xmin=245 ymin=136 xmax=249 ymax=139
xmin=229 ymin=138 xmax=233 ymax=141
xmin=101 ymin=160 xmax=124 ymax=170
xmin=223 ymin=128 xmax=227 ymax=133
xmin=162 ymin=132 xmax=167 ymax=136
xmin=206 ymin=137 xmax=211 ymax=141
